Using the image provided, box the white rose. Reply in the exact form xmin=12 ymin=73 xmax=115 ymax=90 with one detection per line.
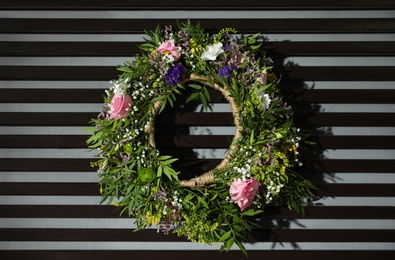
xmin=200 ymin=42 xmax=224 ymax=61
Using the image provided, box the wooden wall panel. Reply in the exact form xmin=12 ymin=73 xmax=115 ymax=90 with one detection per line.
xmin=0 ymin=1 xmax=394 ymax=259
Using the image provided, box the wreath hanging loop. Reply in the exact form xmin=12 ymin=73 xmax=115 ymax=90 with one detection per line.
xmin=87 ymin=21 xmax=315 ymax=255
xmin=146 ymin=73 xmax=243 ymax=187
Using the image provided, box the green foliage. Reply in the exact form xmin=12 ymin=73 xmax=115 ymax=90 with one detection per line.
xmin=186 ymin=83 xmax=211 ymax=110
xmin=87 ymin=21 xmax=315 ymax=256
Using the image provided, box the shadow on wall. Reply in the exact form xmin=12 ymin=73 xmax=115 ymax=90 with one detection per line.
xmin=246 ymin=40 xmax=332 ymax=247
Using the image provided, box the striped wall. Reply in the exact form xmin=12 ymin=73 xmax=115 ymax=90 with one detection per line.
xmin=0 ymin=1 xmax=395 ymax=259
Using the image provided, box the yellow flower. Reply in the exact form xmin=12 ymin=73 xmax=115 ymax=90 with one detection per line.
xmin=189 ymin=38 xmax=202 ymax=55
xmin=145 ymin=211 xmax=161 ymax=225
xmin=289 ymin=144 xmax=298 ymax=154
xmin=274 ymin=151 xmax=289 ymax=174
xmin=213 ymin=27 xmax=237 ymax=42
xmin=190 ymin=38 xmax=197 ymax=48
xmin=112 ymin=202 xmax=126 ymax=207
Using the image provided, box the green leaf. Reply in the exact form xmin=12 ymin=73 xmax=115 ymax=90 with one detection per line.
xmin=189 ymin=83 xmax=202 ymax=90
xmin=86 ymin=131 xmax=103 ymax=143
xmin=219 ymin=230 xmax=232 ymax=242
xmin=163 ymin=166 xmax=178 ymax=181
xmin=225 ymin=237 xmax=235 ymax=251
xmin=161 ymin=158 xmax=178 ymax=166
xmin=173 ymin=88 xmax=181 ymax=95
xmin=159 ymin=155 xmax=172 ymax=160
xmin=88 ymin=141 xmax=102 ymax=149
xmin=184 ymin=192 xmax=194 ymax=202
xmin=152 ymin=95 xmax=166 ymax=102
xmin=167 ymin=96 xmax=174 ymax=107
xmin=139 ymin=43 xmax=156 ymax=51
xmin=176 ymin=83 xmax=185 ymax=90
xmin=158 ymin=99 xmax=167 ymax=114
xmin=241 ymin=209 xmax=264 ymax=216
xmin=256 ymin=82 xmax=272 ymax=93
xmin=249 ymin=130 xmax=255 ymax=145
xmin=186 ymin=92 xmax=200 ymax=103
xmin=157 ymin=166 xmax=163 ymax=177
xmin=250 ymin=43 xmax=262 ymax=50
xmin=235 ymin=240 xmax=248 ymax=257
xmin=197 ymin=196 xmax=209 ymax=209
xmin=199 ymin=92 xmax=207 ymax=108
xmin=203 ymin=87 xmax=210 ymax=101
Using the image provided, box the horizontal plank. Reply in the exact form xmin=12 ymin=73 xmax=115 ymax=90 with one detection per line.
xmin=0 ymin=89 xmax=104 ymax=103
xmin=265 ymin=41 xmax=395 ymax=56
xmin=1 ymin=228 xmax=394 ymax=242
xmin=279 ymin=66 xmax=395 ymax=81
xmin=3 ymin=89 xmax=395 ymax=104
xmin=294 ymin=113 xmax=395 ymax=127
xmin=0 ymin=112 xmax=235 ymax=126
xmin=1 ymin=183 xmax=394 ymax=197
xmin=1 ymin=41 xmax=395 ymax=56
xmin=305 ymin=159 xmax=395 ymax=173
xmin=0 ymin=135 xmax=89 ymax=148
xmin=1 ymin=18 xmax=394 ymax=34
xmin=2 ymin=66 xmax=395 ymax=81
xmin=1 ymin=205 xmax=394 ymax=219
xmin=0 ymin=183 xmax=100 ymax=195
xmin=0 ymin=42 xmax=140 ymax=57
xmin=0 ymin=135 xmax=233 ymax=149
xmin=0 ymin=159 xmax=394 ymax=173
xmin=0 ymin=66 xmax=118 ymax=81
xmin=315 ymin=136 xmax=395 ymax=149
xmin=0 ymin=0 xmax=394 ymax=10
xmin=315 ymin=184 xmax=395 ymax=197
xmin=289 ymin=89 xmax=395 ymax=103
xmin=1 ymin=251 xmax=394 ymax=260
xmin=1 ymin=112 xmax=395 ymax=127
xmin=2 ymin=135 xmax=395 ymax=149
xmin=0 ymin=159 xmax=95 ymax=171
xmin=0 ymin=157 xmax=394 ymax=173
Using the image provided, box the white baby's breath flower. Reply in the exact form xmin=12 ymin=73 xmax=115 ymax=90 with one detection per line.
xmin=112 ymin=80 xmax=130 ymax=95
xmin=162 ymin=53 xmax=175 ymax=63
xmin=200 ymin=42 xmax=224 ymax=61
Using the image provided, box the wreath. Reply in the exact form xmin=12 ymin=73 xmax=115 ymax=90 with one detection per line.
xmin=87 ymin=21 xmax=315 ymax=255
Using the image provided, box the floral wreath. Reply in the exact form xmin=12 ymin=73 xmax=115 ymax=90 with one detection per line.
xmin=88 ymin=21 xmax=315 ymax=255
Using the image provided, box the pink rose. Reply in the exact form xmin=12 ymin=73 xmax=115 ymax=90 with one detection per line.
xmin=157 ymin=39 xmax=181 ymax=59
xmin=109 ymin=93 xmax=132 ymax=120
xmin=230 ymin=178 xmax=259 ymax=211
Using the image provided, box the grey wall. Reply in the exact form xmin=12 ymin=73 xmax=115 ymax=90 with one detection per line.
xmin=0 ymin=3 xmax=394 ymax=259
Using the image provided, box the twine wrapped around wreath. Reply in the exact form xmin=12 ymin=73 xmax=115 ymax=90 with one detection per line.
xmin=145 ymin=73 xmax=243 ymax=187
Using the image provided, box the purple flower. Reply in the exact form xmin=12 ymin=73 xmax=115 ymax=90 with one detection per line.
xmin=218 ymin=66 xmax=231 ymax=78
xmin=164 ymin=63 xmax=186 ymax=86
xmin=157 ymin=221 xmax=177 ymax=235
xmin=152 ymin=190 xmax=167 ymax=200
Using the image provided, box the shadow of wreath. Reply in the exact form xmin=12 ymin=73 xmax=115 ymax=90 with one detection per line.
xmin=152 ymin=39 xmax=332 ymax=248
xmin=155 ymin=80 xmax=232 ymax=181
xmin=243 ymin=40 xmax=331 ymax=248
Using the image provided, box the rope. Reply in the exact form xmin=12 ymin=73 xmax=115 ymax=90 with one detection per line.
xmin=145 ymin=73 xmax=242 ymax=187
